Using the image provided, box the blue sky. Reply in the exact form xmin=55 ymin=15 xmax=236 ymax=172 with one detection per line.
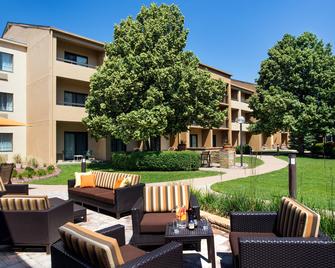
xmin=1 ymin=0 xmax=334 ymax=82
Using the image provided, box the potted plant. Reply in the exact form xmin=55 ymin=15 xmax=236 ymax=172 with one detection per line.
xmin=13 ymin=154 xmax=22 ymax=169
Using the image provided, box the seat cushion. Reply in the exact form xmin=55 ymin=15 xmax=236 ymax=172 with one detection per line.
xmin=69 ymin=187 xmax=115 ymax=204
xmin=229 ymin=232 xmax=277 ymax=256
xmin=140 ymin=212 xmax=176 ymax=233
xmin=120 ymin=244 xmax=146 ymax=263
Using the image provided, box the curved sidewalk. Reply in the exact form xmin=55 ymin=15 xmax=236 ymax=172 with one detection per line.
xmin=149 ymin=155 xmax=288 ymax=191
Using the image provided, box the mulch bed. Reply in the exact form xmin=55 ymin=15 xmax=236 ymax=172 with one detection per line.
xmin=11 ymin=167 xmax=61 ymax=183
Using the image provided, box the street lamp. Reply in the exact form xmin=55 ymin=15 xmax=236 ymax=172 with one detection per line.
xmin=236 ymin=116 xmax=245 ymax=167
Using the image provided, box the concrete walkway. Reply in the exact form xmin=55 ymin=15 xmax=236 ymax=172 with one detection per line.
xmin=149 ymin=155 xmax=288 ymax=191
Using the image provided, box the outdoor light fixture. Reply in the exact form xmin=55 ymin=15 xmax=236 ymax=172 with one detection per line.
xmin=236 ymin=116 xmax=245 ymax=167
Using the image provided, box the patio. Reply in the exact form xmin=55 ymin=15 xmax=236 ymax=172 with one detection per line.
xmin=0 ymin=184 xmax=232 ymax=268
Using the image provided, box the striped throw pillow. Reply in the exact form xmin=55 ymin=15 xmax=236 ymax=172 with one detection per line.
xmin=144 ymin=184 xmax=190 ymax=212
xmin=0 ymin=177 xmax=5 ymax=192
xmin=59 ymin=222 xmax=124 ymax=268
xmin=93 ymin=172 xmax=141 ymax=189
xmin=276 ymin=197 xmax=320 ymax=238
xmin=0 ymin=195 xmax=50 ymax=211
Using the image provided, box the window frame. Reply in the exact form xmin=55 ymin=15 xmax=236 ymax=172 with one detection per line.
xmin=64 ymin=51 xmax=88 ymax=66
xmin=0 ymin=133 xmax=13 ymax=152
xmin=64 ymin=91 xmax=88 ymax=107
xmin=0 ymin=92 xmax=14 ymax=112
xmin=0 ymin=51 xmax=14 ymax=73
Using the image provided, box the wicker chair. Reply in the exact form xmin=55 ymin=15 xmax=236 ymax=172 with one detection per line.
xmin=51 ymin=224 xmax=183 ymax=268
xmin=131 ymin=185 xmax=200 ymax=248
xmin=229 ymin=197 xmax=335 ymax=268
xmin=0 ymin=163 xmax=15 ymax=184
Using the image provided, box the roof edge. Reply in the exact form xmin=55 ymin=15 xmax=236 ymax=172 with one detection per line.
xmin=0 ymin=37 xmax=27 ymax=47
xmin=199 ymin=63 xmax=232 ymax=77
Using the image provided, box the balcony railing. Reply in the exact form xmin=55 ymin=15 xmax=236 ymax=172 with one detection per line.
xmin=56 ymin=57 xmax=97 ymax=69
xmin=57 ymin=101 xmax=85 ymax=107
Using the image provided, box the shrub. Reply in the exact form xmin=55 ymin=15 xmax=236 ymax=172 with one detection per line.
xmin=18 ymin=173 xmax=23 ymax=180
xmin=47 ymin=165 xmax=55 ymax=173
xmin=12 ymin=169 xmax=18 ymax=178
xmin=27 ymin=157 xmax=39 ymax=168
xmin=13 ymin=154 xmax=22 ymax=164
xmin=36 ymin=169 xmax=47 ymax=176
xmin=24 ymin=166 xmax=35 ymax=178
xmin=111 ymin=151 xmax=200 ymax=171
xmin=311 ymin=142 xmax=335 ymax=157
xmin=236 ymin=144 xmax=252 ymax=154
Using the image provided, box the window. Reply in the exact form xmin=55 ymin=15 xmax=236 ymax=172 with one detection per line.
xmin=0 ymin=133 xmax=13 ymax=152
xmin=111 ymin=138 xmax=126 ymax=152
xmin=64 ymin=52 xmax=88 ymax=66
xmin=0 ymin=52 xmax=13 ymax=72
xmin=190 ymin=134 xmax=198 ymax=148
xmin=0 ymin=93 xmax=13 ymax=112
xmin=213 ymin=135 xmax=217 ymax=147
xmin=64 ymin=91 xmax=87 ymax=107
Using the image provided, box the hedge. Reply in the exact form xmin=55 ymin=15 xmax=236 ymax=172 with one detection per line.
xmin=111 ymin=151 xmax=201 ymax=171
xmin=311 ymin=142 xmax=335 ymax=157
xmin=236 ymin=144 xmax=252 ymax=154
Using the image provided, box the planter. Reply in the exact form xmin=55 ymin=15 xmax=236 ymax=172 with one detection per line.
xmin=177 ymin=143 xmax=186 ymax=151
xmin=15 ymin=163 xmax=22 ymax=169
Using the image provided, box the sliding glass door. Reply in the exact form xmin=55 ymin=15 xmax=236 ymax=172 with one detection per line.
xmin=64 ymin=132 xmax=88 ymax=160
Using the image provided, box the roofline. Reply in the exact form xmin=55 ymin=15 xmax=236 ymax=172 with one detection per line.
xmin=199 ymin=63 xmax=232 ymax=77
xmin=0 ymin=37 xmax=27 ymax=47
xmin=231 ymin=78 xmax=256 ymax=92
xmin=231 ymin=78 xmax=256 ymax=86
xmin=3 ymin=22 xmax=105 ymax=47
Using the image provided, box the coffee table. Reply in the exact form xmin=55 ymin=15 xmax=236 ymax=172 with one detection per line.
xmin=165 ymin=220 xmax=216 ymax=268
xmin=49 ymin=197 xmax=87 ymax=223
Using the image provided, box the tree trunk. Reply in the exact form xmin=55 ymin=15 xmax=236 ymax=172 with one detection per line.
xmin=297 ymin=134 xmax=305 ymax=156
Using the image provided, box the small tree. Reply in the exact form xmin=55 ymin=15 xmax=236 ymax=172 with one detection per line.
xmin=249 ymin=32 xmax=335 ymax=154
xmin=83 ymin=4 xmax=226 ymax=149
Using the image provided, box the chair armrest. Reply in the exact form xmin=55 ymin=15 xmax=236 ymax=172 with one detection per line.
xmin=4 ymin=184 xmax=29 ymax=195
xmin=96 ymin=224 xmax=125 ymax=246
xmin=131 ymin=197 xmax=144 ymax=235
xmin=122 ymin=241 xmax=183 ymax=268
xmin=114 ymin=183 xmax=144 ymax=211
xmin=190 ymin=194 xmax=200 ymax=220
xmin=68 ymin=179 xmax=75 ymax=188
xmin=239 ymin=237 xmax=335 ymax=268
xmin=230 ymin=212 xmax=278 ymax=232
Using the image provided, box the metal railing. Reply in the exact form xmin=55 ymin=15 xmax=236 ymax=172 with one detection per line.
xmin=56 ymin=57 xmax=98 ymax=69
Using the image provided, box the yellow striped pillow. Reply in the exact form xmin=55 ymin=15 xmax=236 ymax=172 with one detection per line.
xmin=0 ymin=195 xmax=50 ymax=211
xmin=59 ymin=222 xmax=124 ymax=268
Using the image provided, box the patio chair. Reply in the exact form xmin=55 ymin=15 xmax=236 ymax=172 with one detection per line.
xmin=229 ymin=197 xmax=335 ymax=268
xmin=0 ymin=195 xmax=73 ymax=253
xmin=0 ymin=163 xmax=15 ymax=184
xmin=131 ymin=184 xmax=200 ymax=248
xmin=201 ymin=151 xmax=211 ymax=167
xmin=0 ymin=177 xmax=28 ymax=197
xmin=51 ymin=223 xmax=183 ymax=268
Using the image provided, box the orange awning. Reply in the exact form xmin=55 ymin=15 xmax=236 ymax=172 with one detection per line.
xmin=0 ymin=117 xmax=29 ymax=127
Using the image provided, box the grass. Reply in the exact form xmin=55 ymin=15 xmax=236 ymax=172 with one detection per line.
xmin=211 ymin=156 xmax=335 ymax=209
xmin=235 ymin=156 xmax=264 ymax=168
xmin=31 ymin=162 xmax=221 ymax=185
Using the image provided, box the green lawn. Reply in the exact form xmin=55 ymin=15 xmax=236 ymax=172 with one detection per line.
xmin=211 ymin=156 xmax=335 ymax=209
xmin=235 ymin=156 xmax=264 ymax=169
xmin=31 ymin=163 xmax=220 ymax=185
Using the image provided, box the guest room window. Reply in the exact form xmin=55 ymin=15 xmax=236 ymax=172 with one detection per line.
xmin=0 ymin=133 xmax=13 ymax=152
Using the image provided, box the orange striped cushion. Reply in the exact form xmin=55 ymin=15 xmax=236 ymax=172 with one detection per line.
xmin=59 ymin=222 xmax=124 ymax=268
xmin=0 ymin=195 xmax=50 ymax=211
xmin=144 ymin=184 xmax=190 ymax=212
xmin=276 ymin=197 xmax=320 ymax=238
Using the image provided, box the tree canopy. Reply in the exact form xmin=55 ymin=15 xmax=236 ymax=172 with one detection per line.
xmin=249 ymin=32 xmax=335 ymax=154
xmin=83 ymin=4 xmax=226 ymax=145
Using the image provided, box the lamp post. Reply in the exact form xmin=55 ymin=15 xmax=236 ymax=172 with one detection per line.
xmin=288 ymin=153 xmax=297 ymax=199
xmin=236 ymin=116 xmax=245 ymax=167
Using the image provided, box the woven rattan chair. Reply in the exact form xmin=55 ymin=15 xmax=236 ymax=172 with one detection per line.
xmin=0 ymin=163 xmax=15 ymax=184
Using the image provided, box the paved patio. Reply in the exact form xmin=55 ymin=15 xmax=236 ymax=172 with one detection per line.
xmin=0 ymin=185 xmax=232 ymax=268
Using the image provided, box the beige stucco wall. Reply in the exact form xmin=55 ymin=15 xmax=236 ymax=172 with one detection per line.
xmin=0 ymin=40 xmax=27 ymax=161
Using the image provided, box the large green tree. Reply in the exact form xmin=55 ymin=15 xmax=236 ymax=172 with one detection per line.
xmin=249 ymin=32 xmax=335 ymax=154
xmin=83 ymin=4 xmax=226 ymax=149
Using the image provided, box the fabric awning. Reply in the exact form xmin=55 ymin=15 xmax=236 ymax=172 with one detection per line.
xmin=0 ymin=117 xmax=29 ymax=127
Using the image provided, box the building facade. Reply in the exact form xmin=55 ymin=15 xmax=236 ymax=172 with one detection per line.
xmin=2 ymin=22 xmax=287 ymax=164
xmin=0 ymin=37 xmax=27 ymax=162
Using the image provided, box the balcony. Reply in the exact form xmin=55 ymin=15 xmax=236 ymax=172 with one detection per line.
xmin=231 ymin=122 xmax=250 ymax=132
xmin=231 ymin=100 xmax=252 ymax=112
xmin=54 ymin=104 xmax=86 ymax=122
xmin=54 ymin=58 xmax=97 ymax=82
